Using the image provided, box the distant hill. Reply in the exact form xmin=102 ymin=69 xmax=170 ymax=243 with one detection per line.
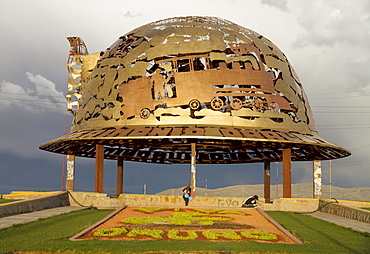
xmin=156 ymin=183 xmax=370 ymax=202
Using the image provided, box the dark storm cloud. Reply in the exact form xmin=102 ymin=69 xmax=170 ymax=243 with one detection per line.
xmin=0 ymin=152 xmax=63 ymax=193
xmin=0 ymin=73 xmax=65 ymax=114
xmin=0 ymin=108 xmax=67 ymax=158
xmin=0 ymin=0 xmax=369 ymax=195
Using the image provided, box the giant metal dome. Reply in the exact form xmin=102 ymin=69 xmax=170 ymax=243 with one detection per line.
xmin=40 ymin=16 xmax=350 ymax=163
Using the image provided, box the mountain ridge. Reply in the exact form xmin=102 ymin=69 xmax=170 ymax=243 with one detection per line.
xmin=156 ymin=183 xmax=370 ymax=202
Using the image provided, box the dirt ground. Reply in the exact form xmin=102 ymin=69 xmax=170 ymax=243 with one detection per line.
xmin=78 ymin=207 xmax=297 ymax=244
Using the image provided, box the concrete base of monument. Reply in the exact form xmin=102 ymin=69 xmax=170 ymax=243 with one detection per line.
xmin=68 ymin=192 xmax=320 ymax=212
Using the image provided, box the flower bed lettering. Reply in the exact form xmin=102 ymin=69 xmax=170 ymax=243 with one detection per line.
xmin=167 ymin=229 xmax=198 ymax=240
xmin=93 ymin=227 xmax=277 ymax=241
xmin=126 ymin=228 xmax=164 ymax=239
xmin=202 ymin=230 xmax=242 ymax=240
xmin=135 ymin=207 xmax=167 ymax=213
xmin=121 ymin=211 xmax=232 ymax=226
xmin=84 ymin=207 xmax=296 ymax=243
xmin=93 ymin=227 xmax=127 ymax=237
xmin=241 ymin=230 xmax=278 ymax=240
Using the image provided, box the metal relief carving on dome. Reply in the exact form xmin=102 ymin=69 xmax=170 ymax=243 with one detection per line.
xmin=68 ymin=19 xmax=315 ymax=135
xmin=39 ymin=16 xmax=350 ymax=164
xmin=66 ymin=37 xmax=88 ymax=113
xmin=66 ymin=37 xmax=100 ymax=113
xmin=40 ymin=125 xmax=348 ymax=162
xmin=118 ymin=45 xmax=294 ymax=120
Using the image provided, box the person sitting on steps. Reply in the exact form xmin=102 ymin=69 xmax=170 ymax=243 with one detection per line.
xmin=242 ymin=195 xmax=259 ymax=207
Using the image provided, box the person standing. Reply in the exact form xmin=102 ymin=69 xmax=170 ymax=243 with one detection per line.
xmin=182 ymin=183 xmax=192 ymax=206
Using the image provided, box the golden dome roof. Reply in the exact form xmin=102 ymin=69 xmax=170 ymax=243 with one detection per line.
xmin=40 ymin=16 xmax=350 ymax=163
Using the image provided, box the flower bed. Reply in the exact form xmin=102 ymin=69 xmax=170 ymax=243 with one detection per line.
xmin=92 ymin=227 xmax=278 ymax=241
xmin=79 ymin=207 xmax=297 ymax=244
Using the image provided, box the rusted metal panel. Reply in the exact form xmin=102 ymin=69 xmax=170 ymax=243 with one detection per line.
xmin=81 ymin=129 xmax=109 ymax=138
xmin=40 ymin=125 xmax=350 ymax=162
xmin=282 ymin=148 xmax=292 ymax=198
xmin=116 ymin=159 xmax=124 ymax=197
xmin=204 ymin=128 xmax=223 ymax=137
xmin=127 ymin=128 xmax=152 ymax=137
xmin=183 ymin=128 xmax=205 ymax=136
xmin=259 ymin=131 xmax=287 ymax=141
xmin=276 ymin=132 xmax=302 ymax=142
xmin=106 ymin=128 xmax=134 ymax=137
xmin=95 ymin=144 xmax=104 ymax=193
xmin=100 ymin=129 xmax=117 ymax=137
xmin=264 ymin=161 xmax=271 ymax=203
xmin=220 ymin=129 xmax=243 ymax=138
xmin=147 ymin=127 xmax=172 ymax=137
xmin=170 ymin=127 xmax=183 ymax=136
xmin=239 ymin=129 xmax=266 ymax=140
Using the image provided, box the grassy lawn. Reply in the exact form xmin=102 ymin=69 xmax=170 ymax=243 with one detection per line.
xmin=0 ymin=208 xmax=369 ymax=254
xmin=0 ymin=199 xmax=20 ymax=204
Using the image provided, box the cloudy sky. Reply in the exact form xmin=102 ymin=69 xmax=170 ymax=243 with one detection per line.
xmin=0 ymin=0 xmax=369 ymax=195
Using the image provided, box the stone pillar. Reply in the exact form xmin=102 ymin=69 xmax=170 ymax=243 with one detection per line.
xmin=95 ymin=144 xmax=104 ymax=193
xmin=282 ymin=148 xmax=292 ymax=198
xmin=313 ymin=160 xmax=322 ymax=199
xmin=264 ymin=161 xmax=271 ymax=203
xmin=66 ymin=155 xmax=75 ymax=191
xmin=116 ymin=158 xmax=124 ymax=197
xmin=191 ymin=143 xmax=196 ymax=197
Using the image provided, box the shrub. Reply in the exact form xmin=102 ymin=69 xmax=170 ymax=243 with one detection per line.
xmin=191 ymin=208 xmax=245 ymax=215
xmin=170 ymin=219 xmax=192 ymax=225
xmin=192 ymin=208 xmax=221 ymax=214
xmin=218 ymin=210 xmax=245 ymax=215
xmin=167 ymin=229 xmax=198 ymax=240
xmin=135 ymin=207 xmax=167 ymax=213
xmin=121 ymin=217 xmax=163 ymax=224
xmin=240 ymin=231 xmax=278 ymax=240
xmin=202 ymin=230 xmax=242 ymax=240
xmin=93 ymin=227 xmax=127 ymax=237
xmin=199 ymin=221 xmax=214 ymax=225
xmin=121 ymin=212 xmax=232 ymax=226
xmin=126 ymin=229 xmax=164 ymax=239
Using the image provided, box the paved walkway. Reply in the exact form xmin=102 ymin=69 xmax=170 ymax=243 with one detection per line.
xmin=309 ymin=211 xmax=370 ymax=233
xmin=0 ymin=206 xmax=88 ymax=229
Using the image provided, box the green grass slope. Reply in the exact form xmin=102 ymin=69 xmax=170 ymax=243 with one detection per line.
xmin=0 ymin=209 xmax=369 ymax=254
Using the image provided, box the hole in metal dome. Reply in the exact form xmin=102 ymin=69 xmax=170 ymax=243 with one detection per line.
xmin=271 ymin=118 xmax=283 ymax=123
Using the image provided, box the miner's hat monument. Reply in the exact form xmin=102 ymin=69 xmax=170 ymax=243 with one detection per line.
xmin=39 ymin=16 xmax=350 ymax=200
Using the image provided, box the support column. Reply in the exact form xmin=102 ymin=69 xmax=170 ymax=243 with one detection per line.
xmin=282 ymin=148 xmax=292 ymax=198
xmin=264 ymin=161 xmax=271 ymax=203
xmin=191 ymin=143 xmax=196 ymax=197
xmin=313 ymin=160 xmax=322 ymax=199
xmin=116 ymin=158 xmax=124 ymax=197
xmin=66 ymin=155 xmax=75 ymax=191
xmin=95 ymin=144 xmax=104 ymax=193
